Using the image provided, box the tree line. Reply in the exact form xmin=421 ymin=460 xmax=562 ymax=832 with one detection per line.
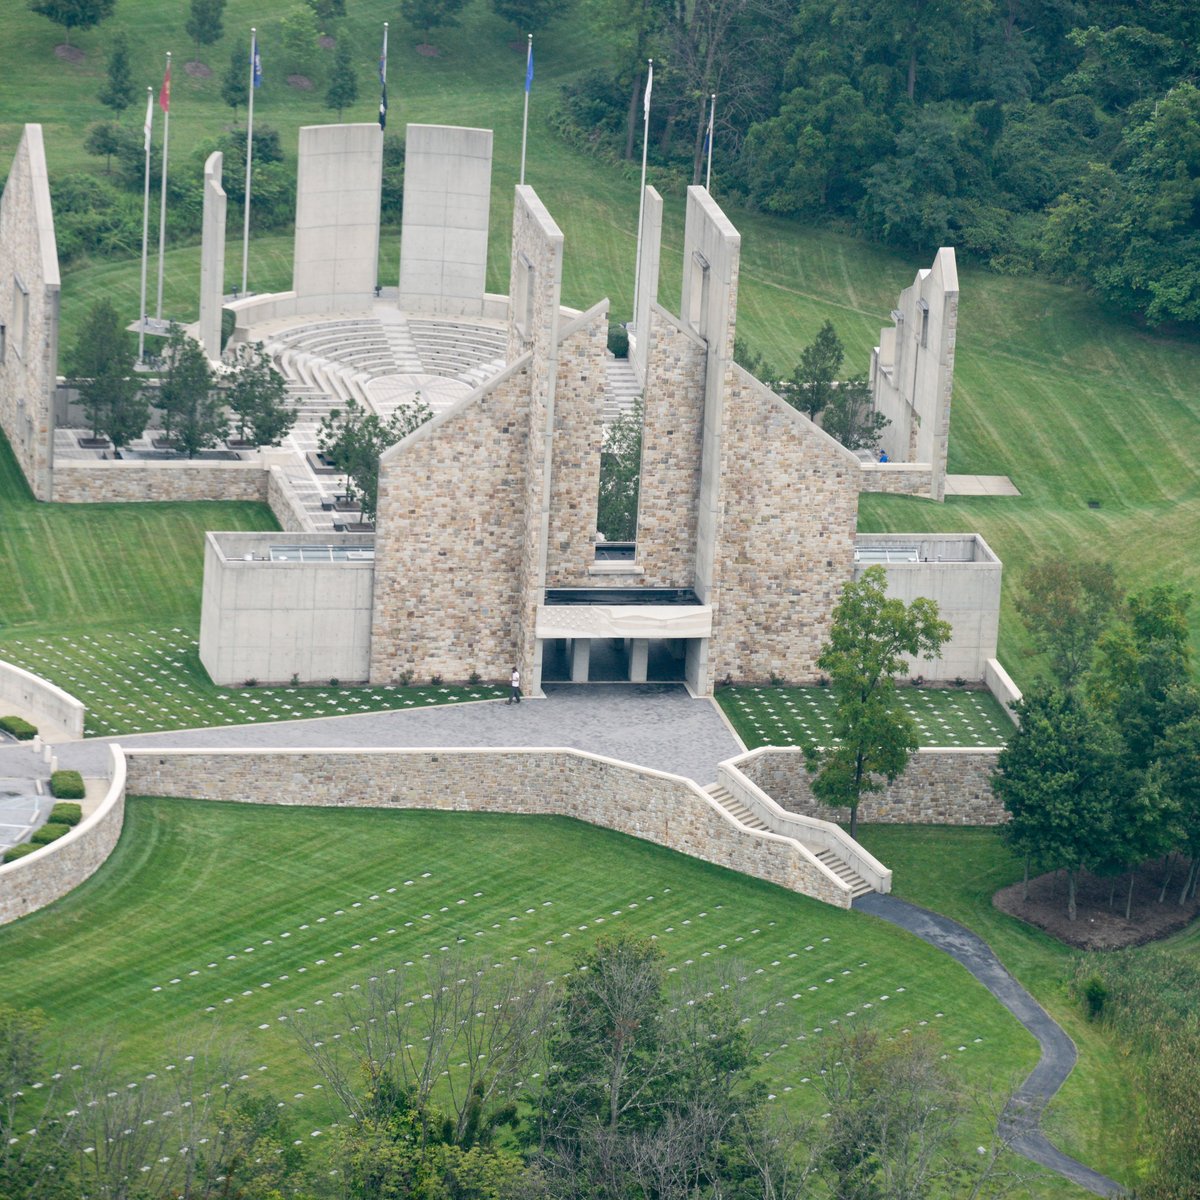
xmin=994 ymin=561 xmax=1200 ymax=921
xmin=2 ymin=934 xmax=1026 ymax=1199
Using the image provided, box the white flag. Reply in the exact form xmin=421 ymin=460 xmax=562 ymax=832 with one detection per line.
xmin=643 ymin=61 xmax=653 ymax=119
xmin=143 ymin=89 xmax=154 ymax=152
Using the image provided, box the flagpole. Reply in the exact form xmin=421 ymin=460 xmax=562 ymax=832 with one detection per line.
xmin=378 ymin=23 xmax=388 ymax=129
xmin=520 ymin=33 xmax=532 ymax=186
xmin=155 ymin=51 xmax=171 ymax=322
xmin=138 ymin=86 xmax=153 ymax=363
xmin=705 ymin=93 xmax=716 ymax=192
xmin=241 ymin=28 xmax=256 ymax=296
xmin=632 ymin=58 xmax=652 ymax=332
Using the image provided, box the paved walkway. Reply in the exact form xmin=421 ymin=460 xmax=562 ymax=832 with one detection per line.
xmin=855 ymin=893 xmax=1124 ymax=1197
xmin=0 ymin=684 xmax=744 ymax=787
xmin=944 ymin=474 xmax=1021 ymax=497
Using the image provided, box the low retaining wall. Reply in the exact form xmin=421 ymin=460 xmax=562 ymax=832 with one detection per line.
xmin=0 ymin=746 xmax=126 ymax=926
xmin=859 ymin=461 xmax=934 ymax=498
xmin=0 ymin=658 xmax=85 ymax=740
xmin=124 ymin=747 xmax=855 ymax=908
xmin=52 ymin=459 xmax=268 ymax=505
xmin=266 ymin=465 xmax=316 ymax=532
xmin=736 ymin=746 xmax=1006 ymax=825
xmin=985 ymin=657 xmax=1022 ymax=722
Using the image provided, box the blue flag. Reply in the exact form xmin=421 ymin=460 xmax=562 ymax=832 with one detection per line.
xmin=525 ymin=40 xmax=533 ymax=94
xmin=251 ymin=34 xmax=262 ymax=88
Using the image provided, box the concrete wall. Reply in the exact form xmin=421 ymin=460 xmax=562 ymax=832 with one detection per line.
xmin=199 ymin=532 xmax=375 ymax=685
xmin=122 ymin=747 xmax=854 ymax=908
xmin=854 ymin=533 xmax=1001 ymax=681
xmin=0 ymin=747 xmax=125 ymax=926
xmin=985 ymin=656 xmax=1022 ymax=722
xmin=870 ymin=248 xmax=958 ymax=502
xmin=0 ymin=657 xmax=85 ymax=741
xmin=198 ymin=151 xmax=226 ymax=361
xmin=399 ymin=125 xmax=492 ymax=316
xmin=0 ymin=125 xmax=59 ymax=500
xmin=630 ymin=186 xmax=662 ymax=387
xmin=736 ymin=746 xmax=1006 ymax=826
xmin=293 ymin=124 xmax=383 ymax=310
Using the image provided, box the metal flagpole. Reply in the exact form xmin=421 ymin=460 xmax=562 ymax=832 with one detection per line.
xmin=241 ymin=28 xmax=259 ymax=296
xmin=632 ymin=58 xmax=652 ymax=332
xmin=378 ymin=22 xmax=388 ymax=128
xmin=705 ymin=93 xmax=716 ymax=192
xmin=520 ymin=34 xmax=532 ymax=185
xmin=155 ymin=51 xmax=171 ymax=322
xmin=138 ymin=87 xmax=153 ymax=363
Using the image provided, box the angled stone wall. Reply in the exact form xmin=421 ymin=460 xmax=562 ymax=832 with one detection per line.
xmin=198 ymin=151 xmax=226 ymax=362
xmin=0 ymin=124 xmax=59 ymax=500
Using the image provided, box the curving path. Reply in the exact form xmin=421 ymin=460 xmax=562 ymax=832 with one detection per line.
xmin=855 ymin=893 xmax=1125 ymax=1197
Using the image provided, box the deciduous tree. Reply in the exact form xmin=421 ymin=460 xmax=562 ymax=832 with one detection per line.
xmin=224 ymin=342 xmax=295 ymax=446
xmin=97 ymin=31 xmax=133 ymax=115
xmin=221 ymin=43 xmax=249 ymax=118
xmin=325 ymin=37 xmax=359 ymax=119
xmin=156 ymin=326 xmax=224 ymax=459
xmin=185 ymin=0 xmax=226 ymax=54
xmin=805 ymin=566 xmax=951 ymax=839
xmin=821 ymin=374 xmax=888 ymax=451
xmin=66 ymin=299 xmax=149 ymax=449
xmin=29 ymin=0 xmax=115 ymax=46
xmin=596 ymin=399 xmax=642 ymax=543
xmin=400 ymin=0 xmax=470 ymax=36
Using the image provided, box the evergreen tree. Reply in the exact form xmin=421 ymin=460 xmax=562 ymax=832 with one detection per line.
xmin=221 ymin=43 xmax=249 ymax=118
xmin=29 ymin=0 xmax=116 ymax=46
xmin=789 ymin=319 xmax=843 ymax=419
xmin=324 ymin=38 xmax=358 ymax=119
xmin=66 ymin=299 xmax=149 ymax=449
xmin=156 ymin=326 xmax=224 ymax=459
xmin=97 ymin=31 xmax=134 ymax=115
xmin=185 ymin=0 xmax=226 ymax=54
xmin=805 ymin=566 xmax=951 ymax=839
xmin=400 ymin=0 xmax=470 ymax=36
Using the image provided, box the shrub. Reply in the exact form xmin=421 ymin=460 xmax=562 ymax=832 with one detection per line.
xmin=2 ymin=843 xmax=39 ymax=863
xmin=468 ymin=670 xmax=481 ymax=685
xmin=50 ymin=802 xmax=83 ymax=826
xmin=1082 ymin=975 xmax=1108 ymax=1020
xmin=430 ymin=674 xmax=443 ymax=686
xmin=51 ymin=770 xmax=85 ymax=800
xmin=607 ymin=324 xmax=629 ymax=358
xmin=398 ymin=669 xmax=413 ymax=686
xmin=243 ymin=678 xmax=258 ymax=688
xmin=31 ymin=823 xmax=71 ymax=846
xmin=0 ymin=715 xmax=38 ymax=740
xmin=329 ymin=678 xmax=340 ymax=688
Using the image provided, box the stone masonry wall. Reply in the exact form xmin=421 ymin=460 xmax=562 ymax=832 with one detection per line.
xmin=123 ymin=748 xmax=852 ymax=908
xmin=545 ymin=310 xmax=606 ymax=587
xmin=738 ymin=746 xmax=1006 ymax=825
xmin=858 ymin=463 xmax=934 ymax=498
xmin=369 ymin=364 xmax=532 ymax=685
xmin=634 ymin=308 xmax=706 ymax=588
xmin=705 ymin=368 xmax=860 ymax=689
xmin=266 ymin=464 xmax=316 ymax=532
xmin=51 ymin=460 xmax=269 ymax=504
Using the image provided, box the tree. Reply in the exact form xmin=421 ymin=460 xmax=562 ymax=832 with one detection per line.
xmin=490 ymin=0 xmax=571 ymax=30
xmin=281 ymin=3 xmax=321 ymax=77
xmin=1016 ymin=558 xmax=1123 ymax=690
xmin=221 ymin=43 xmax=249 ymax=118
xmin=83 ymin=120 xmax=127 ymax=174
xmin=224 ymin=342 xmax=295 ymax=446
xmin=400 ymin=0 xmax=470 ymax=36
xmin=185 ymin=0 xmax=226 ymax=54
xmin=325 ymin=37 xmax=359 ymax=119
xmin=97 ymin=31 xmax=133 ymax=115
xmin=596 ymin=399 xmax=642 ymax=542
xmin=317 ymin=395 xmax=431 ymax=523
xmin=820 ymin=374 xmax=888 ymax=451
xmin=789 ymin=319 xmax=842 ymax=419
xmin=307 ymin=0 xmax=346 ymax=20
xmin=28 ymin=0 xmax=115 ymax=46
xmin=1152 ymin=688 xmax=1200 ymax=906
xmin=65 ymin=299 xmax=149 ymax=449
xmin=805 ymin=566 xmax=951 ymax=839
xmin=156 ymin=326 xmax=224 ymax=459
xmin=993 ymin=685 xmax=1123 ymax=921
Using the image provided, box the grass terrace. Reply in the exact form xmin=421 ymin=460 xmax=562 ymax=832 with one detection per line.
xmin=719 ymin=684 xmax=1014 ymax=751
xmin=0 ymin=798 xmax=1096 ymax=1193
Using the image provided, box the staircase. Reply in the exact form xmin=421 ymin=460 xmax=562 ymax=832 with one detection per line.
xmin=704 ymin=784 xmax=875 ymax=900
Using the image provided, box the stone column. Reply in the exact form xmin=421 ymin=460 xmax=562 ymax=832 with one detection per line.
xmin=629 ymin=638 xmax=649 ymax=683
xmin=198 ymin=151 xmax=227 ymax=362
xmin=571 ymin=638 xmax=591 ymax=684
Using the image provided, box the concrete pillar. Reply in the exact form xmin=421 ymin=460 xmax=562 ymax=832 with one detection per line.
xmin=571 ymin=638 xmax=591 ymax=684
xmin=629 ymin=638 xmax=649 ymax=683
xmin=198 ymin=151 xmax=226 ymax=362
xmin=631 ymin=185 xmax=663 ymax=387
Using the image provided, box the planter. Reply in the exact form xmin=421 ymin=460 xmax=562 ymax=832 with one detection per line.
xmin=77 ymin=435 xmax=111 ymax=450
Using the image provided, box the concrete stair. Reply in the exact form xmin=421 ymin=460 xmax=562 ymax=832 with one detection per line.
xmin=603 ymin=355 xmax=643 ymax=424
xmin=703 ymin=784 xmax=874 ymax=899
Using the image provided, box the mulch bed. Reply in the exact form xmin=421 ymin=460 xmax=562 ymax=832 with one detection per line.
xmin=318 ymin=35 xmax=336 ymax=49
xmin=416 ymin=43 xmax=440 ymax=57
xmin=288 ymin=74 xmax=314 ymax=91
xmin=994 ymin=858 xmax=1200 ymax=950
xmin=55 ymin=45 xmax=85 ymax=64
xmin=185 ymin=61 xmax=212 ymax=78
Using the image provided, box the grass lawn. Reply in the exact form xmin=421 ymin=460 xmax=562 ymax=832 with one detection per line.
xmin=0 ymin=799 xmax=1084 ymax=1188
xmin=854 ymin=824 xmax=1162 ymax=1193
xmin=719 ymin=683 xmax=1013 ymax=751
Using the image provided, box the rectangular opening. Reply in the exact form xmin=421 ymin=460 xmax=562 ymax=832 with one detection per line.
xmin=687 ymin=250 xmax=709 ymax=337
xmin=917 ymin=298 xmax=930 ymax=348
xmin=11 ymin=275 xmax=28 ymax=362
xmin=513 ymin=252 xmax=535 ymax=342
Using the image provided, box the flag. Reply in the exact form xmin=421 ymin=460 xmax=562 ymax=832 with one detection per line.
xmin=143 ymin=89 xmax=153 ymax=152
xmin=643 ymin=60 xmax=653 ymax=119
xmin=378 ymin=24 xmax=388 ymax=129
xmin=524 ymin=39 xmax=534 ymax=94
xmin=704 ymin=96 xmax=714 ymax=155
xmin=159 ymin=61 xmax=171 ymax=113
xmin=251 ymin=33 xmax=262 ymax=88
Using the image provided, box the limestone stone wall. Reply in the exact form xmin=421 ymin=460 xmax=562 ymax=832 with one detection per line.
xmin=737 ymin=746 xmax=1006 ymax=825
xmin=859 ymin=462 xmax=934 ymax=497
xmin=0 ymin=749 xmax=125 ymax=927
xmin=634 ymin=307 xmax=706 ymax=587
xmin=0 ymin=125 xmax=59 ymax=501
xmin=266 ymin=464 xmax=315 ymax=532
xmin=51 ymin=460 xmax=269 ymax=504
xmin=123 ymin=747 xmax=852 ymax=908
xmin=0 ymin=656 xmax=85 ymax=740
xmin=545 ymin=306 xmax=606 ymax=587
xmin=370 ymin=361 xmax=532 ymax=684
xmin=704 ymin=368 xmax=860 ymax=689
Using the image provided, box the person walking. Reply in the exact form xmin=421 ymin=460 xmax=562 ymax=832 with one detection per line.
xmin=508 ymin=665 xmax=521 ymax=704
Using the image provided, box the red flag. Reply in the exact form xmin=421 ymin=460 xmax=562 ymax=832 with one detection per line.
xmin=159 ymin=62 xmax=171 ymax=113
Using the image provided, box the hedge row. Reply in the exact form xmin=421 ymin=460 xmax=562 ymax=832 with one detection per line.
xmin=50 ymin=770 xmax=85 ymax=800
xmin=0 ymin=715 xmax=37 ymax=740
